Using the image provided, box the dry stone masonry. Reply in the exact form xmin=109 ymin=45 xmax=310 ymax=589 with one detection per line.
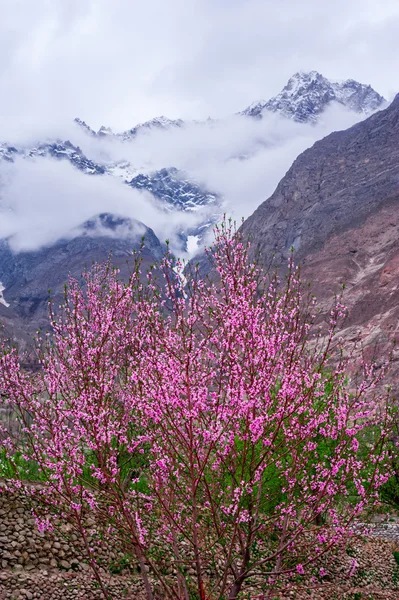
xmin=0 ymin=485 xmax=146 ymax=599
xmin=1 ymin=484 xmax=399 ymax=599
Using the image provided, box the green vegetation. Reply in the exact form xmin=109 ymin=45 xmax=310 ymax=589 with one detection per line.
xmin=0 ymin=448 xmax=43 ymax=480
xmin=108 ymin=554 xmax=131 ymax=575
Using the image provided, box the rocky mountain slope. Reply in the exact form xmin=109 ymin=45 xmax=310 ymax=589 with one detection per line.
xmin=241 ymin=71 xmax=385 ymax=122
xmin=241 ymin=93 xmax=399 ymax=384
xmin=0 ymin=214 xmax=164 ymax=347
xmin=128 ymin=167 xmax=218 ymax=212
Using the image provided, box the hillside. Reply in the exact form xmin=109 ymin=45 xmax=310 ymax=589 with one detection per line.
xmin=241 ymin=94 xmax=399 ymax=382
xmin=0 ymin=214 xmax=164 ymax=347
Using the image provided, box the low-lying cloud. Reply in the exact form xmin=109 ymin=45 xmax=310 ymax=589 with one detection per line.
xmin=0 ymin=102 xmax=371 ymax=257
xmin=0 ymin=157 xmax=205 ymax=254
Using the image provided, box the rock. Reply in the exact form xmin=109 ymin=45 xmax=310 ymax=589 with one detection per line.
xmin=0 ymin=215 xmax=165 ymax=343
xmin=241 ymin=93 xmax=399 ymax=391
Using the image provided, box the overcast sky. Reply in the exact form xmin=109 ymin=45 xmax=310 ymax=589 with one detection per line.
xmin=1 ymin=0 xmax=399 ymax=131
xmin=0 ymin=0 xmax=398 ymax=258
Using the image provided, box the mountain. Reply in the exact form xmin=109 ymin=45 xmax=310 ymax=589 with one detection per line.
xmin=0 ymin=139 xmax=221 ymax=244
xmin=28 ymin=140 xmax=106 ymax=174
xmin=0 ymin=139 xmax=105 ymax=175
xmin=75 ymin=116 xmax=184 ymax=141
xmin=0 ymin=71 xmax=391 ymax=347
xmin=128 ymin=167 xmax=218 ymax=212
xmin=241 ymin=93 xmax=399 ymax=384
xmin=118 ymin=116 xmax=184 ymax=141
xmin=74 ymin=72 xmax=386 ymax=139
xmin=0 ymin=213 xmax=164 ymax=346
xmin=0 ymin=121 xmax=222 ymax=343
xmin=241 ymin=93 xmax=399 ymax=262
xmin=76 ymin=73 xmax=386 ymax=135
xmin=241 ymin=71 xmax=386 ymax=123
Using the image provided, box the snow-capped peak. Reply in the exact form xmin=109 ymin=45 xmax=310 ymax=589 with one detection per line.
xmin=119 ymin=116 xmax=184 ymax=140
xmin=74 ymin=118 xmax=114 ymax=137
xmin=241 ymin=71 xmax=386 ymax=123
xmin=74 ymin=118 xmax=97 ymax=136
xmin=98 ymin=125 xmax=113 ymax=136
xmin=74 ymin=115 xmax=184 ymax=141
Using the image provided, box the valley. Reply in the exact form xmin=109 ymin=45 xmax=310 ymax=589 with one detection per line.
xmin=0 ymin=71 xmax=389 ymax=346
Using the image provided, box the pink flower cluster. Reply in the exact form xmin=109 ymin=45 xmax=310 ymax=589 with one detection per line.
xmin=0 ymin=220 xmax=392 ymax=600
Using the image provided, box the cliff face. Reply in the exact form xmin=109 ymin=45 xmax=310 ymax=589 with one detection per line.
xmin=241 ymin=96 xmax=399 ymax=384
xmin=300 ymin=198 xmax=399 ymax=378
xmin=241 ymin=94 xmax=399 ymax=263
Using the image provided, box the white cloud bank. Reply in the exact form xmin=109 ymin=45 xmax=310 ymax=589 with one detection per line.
xmin=0 ymin=0 xmax=396 ymax=256
xmin=0 ymin=102 xmax=367 ymax=255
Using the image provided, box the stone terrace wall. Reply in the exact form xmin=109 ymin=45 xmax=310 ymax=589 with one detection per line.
xmin=0 ymin=484 xmax=146 ymax=599
xmin=0 ymin=486 xmax=115 ymax=572
xmin=2 ymin=484 xmax=399 ymax=599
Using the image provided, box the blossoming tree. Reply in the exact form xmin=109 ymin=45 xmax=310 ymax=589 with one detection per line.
xmin=0 ymin=222 xmax=392 ymax=599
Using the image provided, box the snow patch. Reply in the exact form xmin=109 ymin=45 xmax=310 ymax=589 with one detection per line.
xmin=107 ymin=161 xmax=138 ymax=182
xmin=186 ymin=235 xmax=200 ymax=255
xmin=0 ymin=281 xmax=9 ymax=307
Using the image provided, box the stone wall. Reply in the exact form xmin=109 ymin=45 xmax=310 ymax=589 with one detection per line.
xmin=0 ymin=486 xmax=116 ymax=572
xmin=2 ymin=484 xmax=399 ymax=599
xmin=0 ymin=484 xmax=145 ymax=599
xmin=0 ymin=570 xmax=138 ymax=600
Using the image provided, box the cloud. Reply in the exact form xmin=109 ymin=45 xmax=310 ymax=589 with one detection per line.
xmin=0 ymin=102 xmax=365 ymax=256
xmin=0 ymin=0 xmax=396 ymax=258
xmin=73 ymin=100 xmax=364 ymax=223
xmin=0 ymin=156 xmax=205 ymax=253
xmin=0 ymin=0 xmax=397 ymax=132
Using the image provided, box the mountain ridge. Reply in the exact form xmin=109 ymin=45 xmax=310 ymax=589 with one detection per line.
xmin=0 ymin=213 xmax=164 ymax=345
xmin=240 ymin=71 xmax=386 ymax=123
xmin=240 ymin=90 xmax=399 ymax=387
xmin=0 ymin=70 xmax=394 ymax=349
xmin=241 ymin=93 xmax=399 ymax=263
xmin=73 ymin=72 xmax=386 ymax=137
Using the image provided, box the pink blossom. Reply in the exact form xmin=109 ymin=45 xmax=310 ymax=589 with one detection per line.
xmin=0 ymin=219 xmax=392 ymax=600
